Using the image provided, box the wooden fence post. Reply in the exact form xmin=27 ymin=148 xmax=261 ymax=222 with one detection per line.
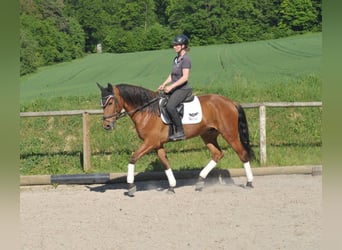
xmin=82 ymin=112 xmax=91 ymax=171
xmin=259 ymin=105 xmax=267 ymax=166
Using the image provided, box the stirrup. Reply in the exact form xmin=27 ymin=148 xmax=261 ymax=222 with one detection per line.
xmin=169 ymin=131 xmax=185 ymax=141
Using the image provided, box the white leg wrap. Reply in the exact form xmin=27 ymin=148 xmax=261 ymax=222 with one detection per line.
xmin=199 ymin=160 xmax=217 ymax=179
xmin=127 ymin=164 xmax=135 ymax=184
xmin=243 ymin=161 xmax=253 ymax=182
xmin=165 ymin=168 xmax=176 ymax=187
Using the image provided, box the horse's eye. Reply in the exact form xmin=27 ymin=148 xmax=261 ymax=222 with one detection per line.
xmin=108 ymin=102 xmax=113 ymax=106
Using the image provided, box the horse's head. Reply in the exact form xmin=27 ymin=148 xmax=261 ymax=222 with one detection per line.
xmin=97 ymin=82 xmax=122 ymax=130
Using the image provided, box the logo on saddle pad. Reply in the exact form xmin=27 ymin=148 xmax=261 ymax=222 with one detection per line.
xmin=159 ymin=96 xmax=202 ymax=124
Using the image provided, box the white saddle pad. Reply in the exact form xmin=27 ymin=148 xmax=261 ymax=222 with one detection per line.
xmin=161 ymin=96 xmax=202 ymax=124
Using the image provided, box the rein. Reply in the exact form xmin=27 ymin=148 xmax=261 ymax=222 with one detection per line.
xmin=102 ymin=94 xmax=161 ymax=121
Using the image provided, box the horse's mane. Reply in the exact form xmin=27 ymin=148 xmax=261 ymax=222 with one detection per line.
xmin=116 ymin=83 xmax=160 ymax=115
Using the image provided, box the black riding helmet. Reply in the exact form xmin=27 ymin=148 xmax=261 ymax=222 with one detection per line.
xmin=172 ymin=34 xmax=189 ymax=46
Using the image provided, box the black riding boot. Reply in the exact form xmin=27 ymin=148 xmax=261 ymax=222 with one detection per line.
xmin=169 ymin=115 xmax=185 ymax=141
xmin=166 ymin=94 xmax=187 ymax=141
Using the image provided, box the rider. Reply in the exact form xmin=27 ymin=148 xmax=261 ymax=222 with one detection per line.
xmin=158 ymin=34 xmax=192 ymax=141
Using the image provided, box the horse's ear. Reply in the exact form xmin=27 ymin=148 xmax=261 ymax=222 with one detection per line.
xmin=107 ymin=83 xmax=113 ymax=92
xmin=96 ymin=82 xmax=104 ymax=90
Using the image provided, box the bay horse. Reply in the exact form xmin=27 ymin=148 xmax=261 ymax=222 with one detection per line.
xmin=97 ymin=82 xmax=255 ymax=196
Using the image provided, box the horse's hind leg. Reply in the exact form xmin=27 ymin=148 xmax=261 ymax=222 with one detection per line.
xmin=222 ymin=135 xmax=254 ymax=188
xmin=195 ymin=130 xmax=224 ymax=191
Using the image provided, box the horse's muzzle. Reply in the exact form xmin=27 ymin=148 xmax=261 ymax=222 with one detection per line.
xmin=103 ymin=121 xmax=115 ymax=130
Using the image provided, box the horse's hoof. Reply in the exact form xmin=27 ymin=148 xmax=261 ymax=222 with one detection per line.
xmin=246 ymin=182 xmax=254 ymax=189
xmin=195 ymin=177 xmax=205 ymax=191
xmin=167 ymin=187 xmax=175 ymax=194
xmin=125 ymin=183 xmax=136 ymax=197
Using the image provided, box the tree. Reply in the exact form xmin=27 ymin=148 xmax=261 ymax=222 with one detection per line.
xmin=64 ymin=17 xmax=85 ymax=59
xmin=279 ymin=0 xmax=317 ymax=31
xmin=311 ymin=0 xmax=322 ymax=31
xmin=144 ymin=23 xmax=172 ymax=50
xmin=20 ymin=0 xmax=85 ymax=75
xmin=20 ymin=18 xmax=41 ymax=75
xmin=66 ymin=0 xmax=107 ymax=52
xmin=154 ymin=0 xmax=170 ymax=25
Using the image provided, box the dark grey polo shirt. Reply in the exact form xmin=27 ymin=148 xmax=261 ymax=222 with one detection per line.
xmin=171 ymin=53 xmax=191 ymax=90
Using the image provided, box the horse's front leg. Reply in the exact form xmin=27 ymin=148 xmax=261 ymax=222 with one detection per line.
xmin=126 ymin=142 xmax=154 ymax=197
xmin=195 ymin=132 xmax=224 ymax=191
xmin=156 ymin=147 xmax=176 ymax=194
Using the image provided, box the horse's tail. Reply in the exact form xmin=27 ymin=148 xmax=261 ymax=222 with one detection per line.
xmin=236 ymin=104 xmax=255 ymax=161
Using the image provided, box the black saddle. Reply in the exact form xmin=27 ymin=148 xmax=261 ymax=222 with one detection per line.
xmin=159 ymin=94 xmax=194 ymax=123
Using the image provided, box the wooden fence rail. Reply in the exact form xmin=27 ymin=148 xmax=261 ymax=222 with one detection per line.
xmin=20 ymin=102 xmax=322 ymax=170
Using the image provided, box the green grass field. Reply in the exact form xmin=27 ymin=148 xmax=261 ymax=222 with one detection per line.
xmin=20 ymin=33 xmax=322 ymax=175
xmin=20 ymin=33 xmax=321 ymax=103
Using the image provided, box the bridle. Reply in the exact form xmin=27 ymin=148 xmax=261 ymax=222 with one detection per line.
xmin=101 ymin=94 xmax=126 ymax=121
xmin=101 ymin=93 xmax=161 ymax=122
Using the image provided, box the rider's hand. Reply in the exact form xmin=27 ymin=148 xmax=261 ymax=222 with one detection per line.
xmin=164 ymin=85 xmax=173 ymax=93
